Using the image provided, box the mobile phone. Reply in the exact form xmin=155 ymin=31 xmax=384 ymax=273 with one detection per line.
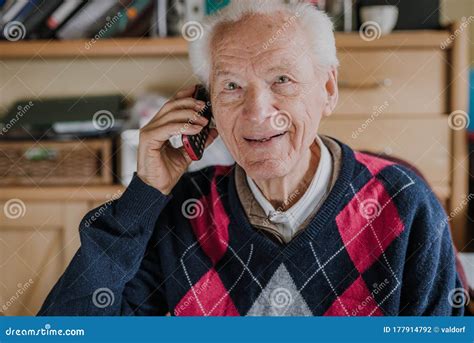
xmin=182 ymin=85 xmax=213 ymax=161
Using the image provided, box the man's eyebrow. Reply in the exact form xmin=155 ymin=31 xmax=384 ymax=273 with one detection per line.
xmin=264 ymin=60 xmax=298 ymax=73
xmin=214 ymin=69 xmax=240 ymax=78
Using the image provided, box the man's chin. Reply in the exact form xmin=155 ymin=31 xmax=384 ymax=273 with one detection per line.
xmin=241 ymin=158 xmax=290 ymax=180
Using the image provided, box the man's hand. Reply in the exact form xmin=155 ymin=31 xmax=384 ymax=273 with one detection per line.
xmin=137 ymin=85 xmax=218 ymax=194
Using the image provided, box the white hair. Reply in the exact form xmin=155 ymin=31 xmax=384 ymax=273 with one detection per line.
xmin=188 ymin=0 xmax=339 ymax=89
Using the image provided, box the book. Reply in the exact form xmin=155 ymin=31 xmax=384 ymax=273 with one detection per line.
xmin=0 ymin=0 xmax=41 ymax=40
xmin=36 ymin=0 xmax=86 ymax=39
xmin=91 ymin=0 xmax=151 ymax=39
xmin=57 ymin=1 xmax=120 ymax=40
xmin=151 ymin=0 xmax=168 ymax=38
xmin=0 ymin=0 xmax=27 ymax=24
xmin=47 ymin=0 xmax=83 ymax=31
xmin=82 ymin=0 xmax=133 ymax=38
xmin=21 ymin=0 xmax=63 ymax=39
xmin=121 ymin=1 xmax=154 ymax=37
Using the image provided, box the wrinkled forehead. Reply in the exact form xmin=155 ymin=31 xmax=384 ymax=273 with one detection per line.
xmin=210 ymin=13 xmax=309 ymax=79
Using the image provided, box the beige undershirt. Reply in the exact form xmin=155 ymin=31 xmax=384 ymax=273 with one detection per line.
xmin=234 ymin=135 xmax=342 ymax=244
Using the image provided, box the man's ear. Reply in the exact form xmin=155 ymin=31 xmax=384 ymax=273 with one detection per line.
xmin=322 ymin=67 xmax=338 ymax=117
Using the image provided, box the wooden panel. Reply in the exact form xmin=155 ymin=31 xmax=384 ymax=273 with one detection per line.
xmin=0 ymin=31 xmax=451 ymax=59
xmin=447 ymin=21 xmax=470 ymax=250
xmin=0 ymin=37 xmax=188 ymax=59
xmin=335 ymin=30 xmax=451 ymax=49
xmin=335 ymin=50 xmax=446 ymax=115
xmin=0 ymin=202 xmax=63 ymax=227
xmin=0 ymin=186 xmax=125 ymax=202
xmin=319 ymin=115 xmax=451 ymax=191
xmin=0 ymin=201 xmax=86 ymax=316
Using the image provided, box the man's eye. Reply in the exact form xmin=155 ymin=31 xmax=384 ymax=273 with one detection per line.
xmin=224 ymin=82 xmax=239 ymax=90
xmin=276 ymin=75 xmax=291 ymax=84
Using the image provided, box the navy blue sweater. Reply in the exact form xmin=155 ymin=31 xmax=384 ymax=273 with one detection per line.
xmin=38 ymin=139 xmax=464 ymax=316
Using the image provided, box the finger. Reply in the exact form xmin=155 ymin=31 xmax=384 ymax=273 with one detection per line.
xmin=171 ymin=84 xmax=198 ymax=100
xmin=145 ymin=114 xmax=208 ymax=134
xmin=160 ymin=97 xmax=206 ymax=118
xmin=142 ymin=122 xmax=204 ymax=143
xmin=146 ymin=98 xmax=206 ymax=126
xmin=154 ymin=109 xmax=209 ymax=128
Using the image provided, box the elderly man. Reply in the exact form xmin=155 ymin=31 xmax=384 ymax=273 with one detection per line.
xmin=39 ymin=1 xmax=463 ymax=316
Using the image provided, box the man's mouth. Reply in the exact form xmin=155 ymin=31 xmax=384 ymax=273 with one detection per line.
xmin=243 ymin=131 xmax=287 ymax=143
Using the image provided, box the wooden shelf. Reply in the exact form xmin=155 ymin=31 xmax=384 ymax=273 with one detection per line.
xmin=0 ymin=30 xmax=452 ymax=59
xmin=0 ymin=37 xmax=188 ymax=59
xmin=335 ymin=30 xmax=451 ymax=49
xmin=0 ymin=185 xmax=126 ymax=201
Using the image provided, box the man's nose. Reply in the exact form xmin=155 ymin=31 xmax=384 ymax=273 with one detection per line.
xmin=242 ymin=87 xmax=274 ymax=124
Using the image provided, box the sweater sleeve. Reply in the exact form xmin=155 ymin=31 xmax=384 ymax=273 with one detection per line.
xmin=398 ymin=171 xmax=465 ymax=316
xmin=37 ymin=173 xmax=172 ymax=316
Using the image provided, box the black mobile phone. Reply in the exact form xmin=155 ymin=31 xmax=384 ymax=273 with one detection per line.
xmin=182 ymin=85 xmax=213 ymax=161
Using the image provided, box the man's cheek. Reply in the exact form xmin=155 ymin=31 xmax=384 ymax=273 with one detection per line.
xmin=213 ymin=117 xmax=237 ymax=148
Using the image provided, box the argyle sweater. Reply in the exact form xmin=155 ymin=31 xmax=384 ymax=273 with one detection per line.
xmin=38 ymin=138 xmax=464 ymax=316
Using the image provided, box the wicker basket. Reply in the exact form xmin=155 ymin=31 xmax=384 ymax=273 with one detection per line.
xmin=0 ymin=139 xmax=114 ymax=186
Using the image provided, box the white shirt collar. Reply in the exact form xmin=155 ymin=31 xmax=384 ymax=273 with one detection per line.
xmin=246 ymin=135 xmax=333 ymax=243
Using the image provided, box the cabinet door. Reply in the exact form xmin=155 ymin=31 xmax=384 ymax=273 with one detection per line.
xmin=0 ymin=201 xmax=86 ymax=316
xmin=319 ymin=114 xmax=451 ymax=202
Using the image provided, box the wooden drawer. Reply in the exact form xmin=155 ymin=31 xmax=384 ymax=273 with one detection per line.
xmin=319 ymin=114 xmax=451 ymax=195
xmin=334 ymin=50 xmax=446 ymax=115
xmin=0 ymin=201 xmax=62 ymax=227
xmin=0 ymin=201 xmax=85 ymax=315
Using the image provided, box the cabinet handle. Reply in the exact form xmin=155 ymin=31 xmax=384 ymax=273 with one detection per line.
xmin=338 ymin=78 xmax=392 ymax=89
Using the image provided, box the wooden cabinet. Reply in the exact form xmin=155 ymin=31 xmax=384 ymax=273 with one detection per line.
xmin=335 ymin=49 xmax=447 ymax=116
xmin=320 ymin=23 xmax=469 ymax=251
xmin=320 ymin=115 xmax=452 ymax=200
xmin=0 ymin=187 xmax=123 ymax=316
